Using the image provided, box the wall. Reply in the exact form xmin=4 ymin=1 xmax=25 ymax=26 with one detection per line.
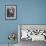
xmin=0 ymin=0 xmax=46 ymax=44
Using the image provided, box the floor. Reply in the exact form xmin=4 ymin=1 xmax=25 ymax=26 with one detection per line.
xmin=0 ymin=44 xmax=18 ymax=46
xmin=0 ymin=40 xmax=46 ymax=46
xmin=19 ymin=39 xmax=46 ymax=46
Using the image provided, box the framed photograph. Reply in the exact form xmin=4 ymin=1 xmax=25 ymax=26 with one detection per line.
xmin=5 ymin=5 xmax=16 ymax=20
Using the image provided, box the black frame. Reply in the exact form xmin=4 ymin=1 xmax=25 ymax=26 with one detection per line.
xmin=5 ymin=5 xmax=17 ymax=20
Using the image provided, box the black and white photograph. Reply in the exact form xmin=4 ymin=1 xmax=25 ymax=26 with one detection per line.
xmin=5 ymin=5 xmax=16 ymax=20
xmin=18 ymin=24 xmax=46 ymax=46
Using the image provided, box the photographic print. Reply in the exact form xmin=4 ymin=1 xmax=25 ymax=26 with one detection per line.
xmin=18 ymin=24 xmax=46 ymax=41
xmin=5 ymin=5 xmax=16 ymax=20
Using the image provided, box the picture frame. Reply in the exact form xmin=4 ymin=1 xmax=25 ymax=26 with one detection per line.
xmin=5 ymin=5 xmax=16 ymax=20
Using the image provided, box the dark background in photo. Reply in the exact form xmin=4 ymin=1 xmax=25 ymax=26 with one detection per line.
xmin=7 ymin=7 xmax=15 ymax=17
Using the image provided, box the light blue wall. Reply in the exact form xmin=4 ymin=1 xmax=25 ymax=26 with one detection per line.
xmin=0 ymin=0 xmax=46 ymax=44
